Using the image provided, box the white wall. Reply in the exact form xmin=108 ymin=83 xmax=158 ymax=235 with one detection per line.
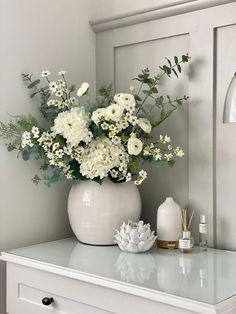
xmin=93 ymin=0 xmax=186 ymax=20
xmin=0 ymin=1 xmax=96 ymax=313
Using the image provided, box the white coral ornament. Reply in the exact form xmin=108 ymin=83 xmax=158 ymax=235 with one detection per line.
xmin=114 ymin=221 xmax=157 ymax=253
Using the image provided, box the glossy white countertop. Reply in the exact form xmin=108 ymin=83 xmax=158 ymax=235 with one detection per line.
xmin=2 ymin=238 xmax=236 ymax=306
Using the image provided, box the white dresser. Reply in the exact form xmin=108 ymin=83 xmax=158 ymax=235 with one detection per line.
xmin=1 ymin=238 xmax=236 ymax=314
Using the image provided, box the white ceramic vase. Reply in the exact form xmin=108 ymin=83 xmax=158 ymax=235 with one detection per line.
xmin=68 ymin=179 xmax=141 ymax=245
xmin=156 ymin=197 xmax=182 ymax=249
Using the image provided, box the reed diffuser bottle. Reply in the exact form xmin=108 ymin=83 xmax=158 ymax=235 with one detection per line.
xmin=179 ymin=209 xmax=194 ymax=253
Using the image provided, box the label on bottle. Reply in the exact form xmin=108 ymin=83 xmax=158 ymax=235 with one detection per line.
xmin=199 ymin=223 xmax=207 ymax=234
xmin=179 ymin=239 xmax=191 ymax=249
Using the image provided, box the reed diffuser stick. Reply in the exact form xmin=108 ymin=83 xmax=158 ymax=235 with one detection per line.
xmin=181 ymin=208 xmax=194 ymax=231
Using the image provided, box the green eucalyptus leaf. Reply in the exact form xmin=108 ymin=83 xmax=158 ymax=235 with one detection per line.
xmin=134 ymin=94 xmax=142 ymax=102
xmin=30 ymin=92 xmax=38 ymax=98
xmin=21 ymin=149 xmax=30 ymax=161
xmin=172 ymin=68 xmax=178 ymax=77
xmin=27 ymin=79 xmax=40 ymax=89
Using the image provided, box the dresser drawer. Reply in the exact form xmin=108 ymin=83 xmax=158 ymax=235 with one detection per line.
xmin=6 ymin=262 xmax=197 ymax=314
xmin=7 ymin=263 xmax=113 ymax=314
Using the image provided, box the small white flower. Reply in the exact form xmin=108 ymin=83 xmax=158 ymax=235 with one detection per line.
xmin=139 ymin=170 xmax=147 ymax=179
xmin=134 ymin=170 xmax=147 ymax=185
xmin=168 ymin=145 xmax=172 ymax=150
xmin=32 ymin=126 xmax=40 ymax=138
xmin=52 ymin=142 xmax=60 ymax=151
xmin=58 ymin=70 xmax=66 ymax=75
xmin=47 ymin=99 xmax=54 ymax=106
xmin=129 ymin=85 xmax=135 ymax=92
xmin=126 ymin=173 xmax=132 ymax=182
xmin=49 ymin=81 xmax=58 ymax=94
xmin=111 ymin=136 xmax=121 ymax=145
xmin=106 ymin=103 xmax=124 ymax=122
xmin=55 ymin=90 xmax=63 ymax=97
xmin=110 ymin=169 xmax=118 ymax=178
xmin=128 ymin=116 xmax=138 ymax=126
xmin=101 ymin=122 xmax=109 ymax=130
xmin=55 ymin=149 xmax=64 ymax=158
xmin=174 ymin=147 xmax=184 ymax=157
xmin=127 ymin=134 xmax=143 ymax=156
xmin=164 ymin=135 xmax=171 ymax=143
xmin=64 ymin=145 xmax=73 ymax=156
xmin=22 ymin=131 xmax=31 ymax=140
xmin=77 ymin=82 xmax=89 ymax=97
xmin=65 ymin=172 xmax=73 ymax=179
xmin=41 ymin=70 xmax=51 ymax=77
xmin=164 ymin=153 xmax=173 ymax=161
xmin=137 ymin=118 xmax=152 ymax=134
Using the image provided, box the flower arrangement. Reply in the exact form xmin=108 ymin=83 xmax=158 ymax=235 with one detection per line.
xmin=0 ymin=55 xmax=190 ymax=186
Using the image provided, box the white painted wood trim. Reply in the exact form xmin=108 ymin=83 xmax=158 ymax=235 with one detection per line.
xmin=0 ymin=252 xmax=217 ymax=314
xmin=90 ymin=0 xmax=235 ymax=33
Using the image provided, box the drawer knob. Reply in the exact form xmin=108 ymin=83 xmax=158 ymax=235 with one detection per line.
xmin=42 ymin=297 xmax=54 ymax=306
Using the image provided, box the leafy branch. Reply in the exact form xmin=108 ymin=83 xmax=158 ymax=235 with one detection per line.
xmin=159 ymin=54 xmax=190 ymax=78
xmin=0 ymin=115 xmax=39 ymax=152
xmin=22 ymin=73 xmax=59 ymax=121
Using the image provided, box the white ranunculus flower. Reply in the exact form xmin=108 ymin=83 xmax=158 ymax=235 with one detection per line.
xmin=51 ymin=107 xmax=90 ymax=147
xmin=137 ymin=118 xmax=152 ymax=133
xmin=77 ymin=82 xmax=90 ymax=97
xmin=106 ymin=103 xmax=124 ymax=122
xmin=114 ymin=93 xmax=135 ymax=105
xmin=127 ymin=134 xmax=143 ymax=156
xmin=91 ymin=108 xmax=107 ymax=124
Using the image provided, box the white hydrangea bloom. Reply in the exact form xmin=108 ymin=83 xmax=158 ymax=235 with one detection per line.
xmin=80 ymin=137 xmax=129 ymax=179
xmin=51 ymin=107 xmax=90 ymax=147
xmin=77 ymin=82 xmax=89 ymax=97
xmin=127 ymin=134 xmax=143 ymax=156
xmin=137 ymin=118 xmax=152 ymax=134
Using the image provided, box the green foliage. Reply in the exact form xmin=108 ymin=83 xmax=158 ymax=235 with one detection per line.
xmin=22 ymin=73 xmax=56 ymax=123
xmin=90 ymin=122 xmax=103 ymax=138
xmin=98 ymin=83 xmax=112 ymax=98
xmin=159 ymin=54 xmax=190 ymax=78
xmin=42 ymin=169 xmax=65 ymax=187
xmin=0 ymin=115 xmax=39 ymax=151
xmin=1 ymin=55 xmax=190 ymax=187
xmin=69 ymin=160 xmax=87 ymax=181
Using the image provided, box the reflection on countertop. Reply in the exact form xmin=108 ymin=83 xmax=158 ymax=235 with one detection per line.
xmin=6 ymin=237 xmax=236 ymax=305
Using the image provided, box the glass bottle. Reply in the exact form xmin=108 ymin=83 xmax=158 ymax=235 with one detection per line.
xmin=179 ymin=231 xmax=193 ymax=253
xmin=199 ymin=214 xmax=207 ymax=249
